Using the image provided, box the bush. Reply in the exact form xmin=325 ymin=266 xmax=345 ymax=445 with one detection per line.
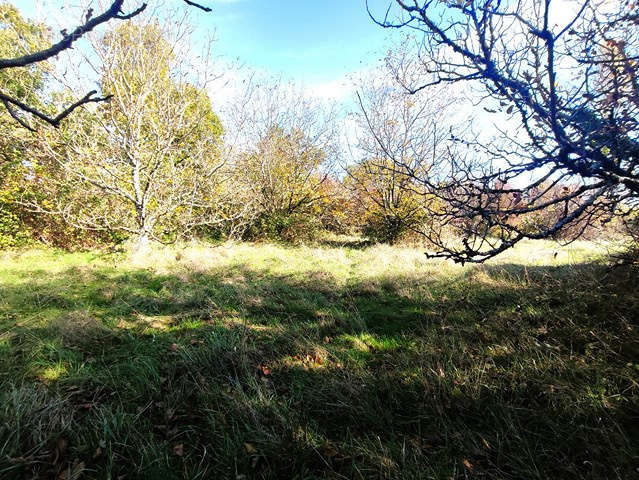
xmin=245 ymin=211 xmax=323 ymax=243
xmin=0 ymin=203 xmax=29 ymax=248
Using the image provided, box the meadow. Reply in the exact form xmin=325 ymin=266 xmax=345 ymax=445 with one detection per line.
xmin=0 ymin=240 xmax=637 ymax=479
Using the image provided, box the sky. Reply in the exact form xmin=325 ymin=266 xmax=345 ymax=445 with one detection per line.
xmin=207 ymin=0 xmax=395 ymax=82
xmin=16 ymin=0 xmax=401 ymax=99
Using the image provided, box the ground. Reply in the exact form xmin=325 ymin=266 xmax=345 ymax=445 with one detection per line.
xmin=0 ymin=240 xmax=637 ymax=479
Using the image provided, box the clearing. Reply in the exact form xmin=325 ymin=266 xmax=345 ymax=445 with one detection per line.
xmin=0 ymin=240 xmax=637 ymax=479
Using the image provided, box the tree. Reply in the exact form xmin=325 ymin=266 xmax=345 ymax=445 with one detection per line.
xmin=0 ymin=0 xmax=210 ymax=130
xmin=228 ymin=78 xmax=338 ymax=240
xmin=26 ymin=18 xmax=226 ymax=250
xmin=372 ymin=0 xmax=639 ymax=262
xmin=345 ymin=159 xmax=431 ymax=243
xmin=0 ymin=4 xmax=50 ymax=246
xmin=0 ymin=3 xmax=50 ymax=159
xmin=348 ymin=55 xmax=455 ymax=243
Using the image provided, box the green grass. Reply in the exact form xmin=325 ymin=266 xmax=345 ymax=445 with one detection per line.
xmin=0 ymin=240 xmax=637 ymax=479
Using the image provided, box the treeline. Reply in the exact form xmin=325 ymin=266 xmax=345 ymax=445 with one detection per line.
xmin=0 ymin=3 xmax=635 ymax=256
xmin=0 ymin=8 xmax=439 ymax=249
xmin=0 ymin=8 xmax=424 ymax=249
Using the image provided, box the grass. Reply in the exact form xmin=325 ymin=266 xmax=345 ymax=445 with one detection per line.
xmin=0 ymin=239 xmax=637 ymax=479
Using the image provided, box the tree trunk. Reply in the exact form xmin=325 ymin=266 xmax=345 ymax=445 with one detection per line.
xmin=135 ymin=230 xmax=150 ymax=252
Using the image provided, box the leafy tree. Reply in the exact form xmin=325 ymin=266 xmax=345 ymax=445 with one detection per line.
xmin=238 ymin=125 xmax=331 ymax=240
xmin=346 ymin=158 xmax=431 ymax=244
xmin=228 ymin=78 xmax=338 ymax=241
xmin=350 ymin=59 xmax=454 ymax=244
xmin=0 ymin=3 xmax=50 ymax=108
xmin=0 ymin=4 xmax=49 ymax=246
xmin=27 ymin=19 xmax=226 ymax=250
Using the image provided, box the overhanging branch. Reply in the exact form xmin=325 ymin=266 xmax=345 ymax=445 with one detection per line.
xmin=0 ymin=0 xmax=211 ymax=129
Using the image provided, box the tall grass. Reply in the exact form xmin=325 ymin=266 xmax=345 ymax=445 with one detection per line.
xmin=0 ymin=240 xmax=637 ymax=479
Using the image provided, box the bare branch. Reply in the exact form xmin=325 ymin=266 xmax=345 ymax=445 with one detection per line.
xmin=0 ymin=0 xmax=211 ymax=129
xmin=363 ymin=0 xmax=639 ymax=262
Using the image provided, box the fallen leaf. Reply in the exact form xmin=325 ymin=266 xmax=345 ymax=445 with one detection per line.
xmin=57 ymin=437 xmax=69 ymax=455
xmin=321 ymin=441 xmax=338 ymax=458
xmin=57 ymin=460 xmax=85 ymax=480
xmin=462 ymin=458 xmax=474 ymax=471
xmin=244 ymin=442 xmax=257 ymax=454
xmin=173 ymin=444 xmax=184 ymax=456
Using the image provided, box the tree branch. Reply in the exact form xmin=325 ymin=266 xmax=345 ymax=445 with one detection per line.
xmin=0 ymin=0 xmax=211 ymax=129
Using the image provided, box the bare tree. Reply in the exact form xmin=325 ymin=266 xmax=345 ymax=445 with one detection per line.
xmin=348 ymin=60 xmax=455 ymax=243
xmin=370 ymin=0 xmax=639 ymax=262
xmin=25 ymin=14 xmax=229 ymax=250
xmin=0 ymin=0 xmax=210 ymax=130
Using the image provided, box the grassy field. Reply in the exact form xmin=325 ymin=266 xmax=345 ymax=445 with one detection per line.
xmin=0 ymin=240 xmax=637 ymax=479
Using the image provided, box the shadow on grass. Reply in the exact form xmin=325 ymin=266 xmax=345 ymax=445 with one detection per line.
xmin=316 ymin=237 xmax=376 ymax=250
xmin=0 ymin=259 xmax=638 ymax=479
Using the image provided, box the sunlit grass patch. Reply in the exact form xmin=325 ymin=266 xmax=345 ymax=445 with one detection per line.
xmin=38 ymin=363 xmax=68 ymax=381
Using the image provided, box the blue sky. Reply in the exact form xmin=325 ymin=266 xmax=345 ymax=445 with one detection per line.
xmin=205 ymin=0 xmax=395 ymax=83
xmin=17 ymin=0 xmax=399 ymax=88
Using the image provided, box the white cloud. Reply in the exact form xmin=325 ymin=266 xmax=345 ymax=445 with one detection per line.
xmin=305 ymin=76 xmax=355 ymax=102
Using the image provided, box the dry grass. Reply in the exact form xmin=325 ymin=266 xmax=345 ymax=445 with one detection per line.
xmin=0 ymin=239 xmax=637 ymax=479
